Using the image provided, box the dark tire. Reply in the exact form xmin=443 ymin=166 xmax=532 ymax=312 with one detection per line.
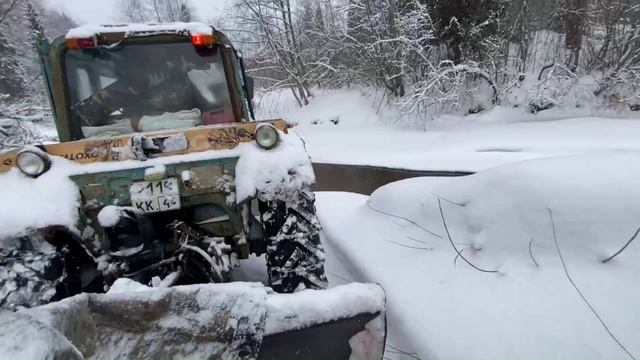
xmin=179 ymin=244 xmax=230 ymax=284
xmin=260 ymin=187 xmax=328 ymax=293
xmin=0 ymin=229 xmax=102 ymax=310
xmin=0 ymin=249 xmax=63 ymax=309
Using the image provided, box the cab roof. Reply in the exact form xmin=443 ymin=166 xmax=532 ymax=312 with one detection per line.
xmin=66 ymin=22 xmax=213 ymax=39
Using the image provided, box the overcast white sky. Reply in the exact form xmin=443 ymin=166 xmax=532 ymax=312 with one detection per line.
xmin=44 ymin=0 xmax=231 ymax=24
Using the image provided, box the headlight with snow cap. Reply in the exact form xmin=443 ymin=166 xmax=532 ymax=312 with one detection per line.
xmin=255 ymin=124 xmax=279 ymax=150
xmin=17 ymin=149 xmax=51 ymax=177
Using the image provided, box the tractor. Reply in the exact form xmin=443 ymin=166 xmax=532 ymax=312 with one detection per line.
xmin=0 ymin=22 xmax=386 ymax=359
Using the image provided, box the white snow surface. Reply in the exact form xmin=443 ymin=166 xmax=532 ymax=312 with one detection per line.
xmin=318 ymin=152 xmax=640 ymax=360
xmin=0 ymin=166 xmax=80 ymax=241
xmin=66 ymin=22 xmax=213 ymax=39
xmin=264 ymin=282 xmax=385 ymax=335
xmin=257 ymin=89 xmax=640 ymax=172
xmin=143 ymin=163 xmax=167 ymax=178
xmin=97 ymin=205 xmax=138 ymax=228
xmin=106 ymin=277 xmax=151 ymax=294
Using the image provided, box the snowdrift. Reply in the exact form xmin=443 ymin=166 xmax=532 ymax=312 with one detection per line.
xmin=318 ymin=152 xmax=640 ymax=359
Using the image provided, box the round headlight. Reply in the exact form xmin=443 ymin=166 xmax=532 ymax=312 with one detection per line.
xmin=255 ymin=124 xmax=279 ymax=150
xmin=17 ymin=150 xmax=50 ymax=177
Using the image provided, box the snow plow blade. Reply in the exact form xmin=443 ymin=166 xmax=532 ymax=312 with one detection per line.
xmin=259 ymin=311 xmax=382 ymax=359
xmin=0 ymin=282 xmax=386 ymax=360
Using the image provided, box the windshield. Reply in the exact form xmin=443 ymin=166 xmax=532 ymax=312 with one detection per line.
xmin=64 ymin=41 xmax=234 ymax=139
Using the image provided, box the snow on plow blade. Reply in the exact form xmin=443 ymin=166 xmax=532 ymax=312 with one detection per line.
xmin=0 ymin=282 xmax=386 ymax=360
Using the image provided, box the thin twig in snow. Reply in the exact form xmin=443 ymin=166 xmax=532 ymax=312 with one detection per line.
xmin=367 ymin=201 xmax=441 ymax=238
xmin=437 ymin=198 xmax=498 ymax=274
xmin=454 ymin=248 xmax=464 ymax=267
xmin=430 ymin=192 xmax=467 ymax=207
xmin=529 ymin=238 xmax=540 ymax=267
xmin=385 ymin=239 xmax=434 ymax=251
xmin=548 ymin=208 xmax=636 ymax=360
xmin=406 ymin=236 xmax=426 ymax=244
xmin=386 ymin=344 xmax=422 ymax=360
xmin=602 ymin=226 xmax=640 ymax=264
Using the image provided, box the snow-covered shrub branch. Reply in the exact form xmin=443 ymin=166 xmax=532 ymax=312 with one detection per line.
xmin=400 ymin=61 xmax=498 ymax=121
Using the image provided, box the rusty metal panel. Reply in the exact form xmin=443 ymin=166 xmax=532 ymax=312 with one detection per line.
xmin=0 ymin=120 xmax=288 ymax=173
xmin=70 ymin=157 xmax=242 ymax=237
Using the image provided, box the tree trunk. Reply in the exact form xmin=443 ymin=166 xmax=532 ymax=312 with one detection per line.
xmin=565 ymin=0 xmax=587 ymax=71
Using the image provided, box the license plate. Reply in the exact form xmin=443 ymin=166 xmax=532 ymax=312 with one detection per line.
xmin=130 ymin=178 xmax=181 ymax=213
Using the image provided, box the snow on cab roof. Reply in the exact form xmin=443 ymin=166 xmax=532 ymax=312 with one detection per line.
xmin=66 ymin=22 xmax=213 ymax=39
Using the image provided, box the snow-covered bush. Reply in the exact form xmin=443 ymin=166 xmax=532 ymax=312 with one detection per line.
xmin=399 ymin=61 xmax=497 ymax=123
xmin=0 ymin=101 xmax=56 ymax=150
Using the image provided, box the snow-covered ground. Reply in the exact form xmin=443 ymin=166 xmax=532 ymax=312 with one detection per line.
xmin=2 ymin=88 xmax=640 ymax=359
xmin=317 ymin=153 xmax=640 ymax=359
xmin=263 ymin=89 xmax=640 ymax=358
xmin=257 ymin=89 xmax=640 ymax=172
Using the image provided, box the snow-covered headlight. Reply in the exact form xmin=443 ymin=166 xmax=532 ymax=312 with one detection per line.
xmin=16 ymin=149 xmax=50 ymax=177
xmin=255 ymin=124 xmax=279 ymax=150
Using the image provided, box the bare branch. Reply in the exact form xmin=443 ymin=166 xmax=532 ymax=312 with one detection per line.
xmin=437 ymin=197 xmax=498 ymax=274
xmin=529 ymin=238 xmax=540 ymax=267
xmin=0 ymin=0 xmax=19 ymax=25
xmin=548 ymin=208 xmax=636 ymax=360
xmin=602 ymin=226 xmax=640 ymax=263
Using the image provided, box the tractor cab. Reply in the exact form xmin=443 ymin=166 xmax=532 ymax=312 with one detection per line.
xmin=41 ymin=23 xmax=255 ymax=142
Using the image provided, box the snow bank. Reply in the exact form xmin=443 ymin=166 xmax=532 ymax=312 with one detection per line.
xmin=256 ymin=88 xmax=386 ymax=128
xmin=66 ymin=22 xmax=212 ymax=39
xmin=255 ymin=88 xmax=640 ymax=172
xmin=318 ymin=152 xmax=640 ymax=359
xmin=295 ymin=102 xmax=640 ymax=172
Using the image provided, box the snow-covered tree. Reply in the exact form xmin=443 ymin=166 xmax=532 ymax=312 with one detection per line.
xmin=41 ymin=10 xmax=76 ymax=39
xmin=0 ymin=0 xmax=19 ymax=26
xmin=25 ymin=1 xmax=45 ymax=53
xmin=117 ymin=0 xmax=193 ymax=23
xmin=179 ymin=3 xmax=192 ymax=22
xmin=0 ymin=31 xmax=27 ymax=100
xmin=429 ymin=0 xmax=507 ymax=64
xmin=231 ymin=0 xmax=313 ymax=106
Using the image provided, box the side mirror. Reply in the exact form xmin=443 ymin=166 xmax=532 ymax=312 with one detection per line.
xmin=246 ymin=76 xmax=255 ymax=101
